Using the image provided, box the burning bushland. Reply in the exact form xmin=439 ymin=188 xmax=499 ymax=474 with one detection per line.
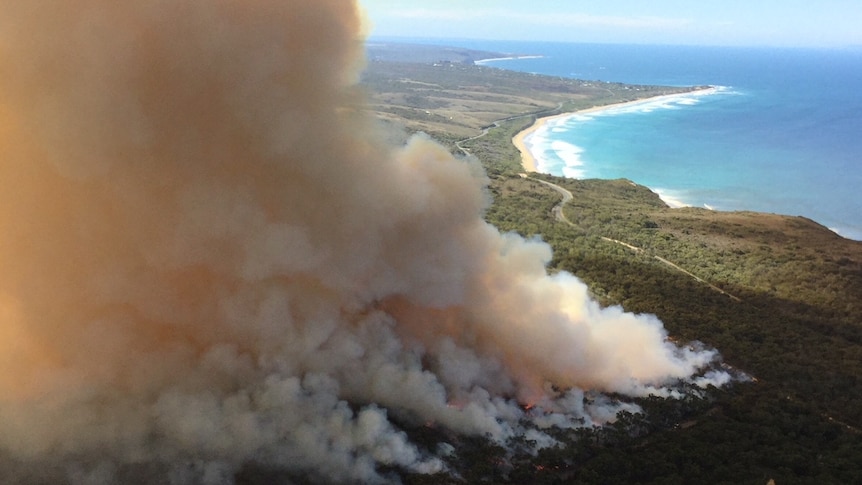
xmin=0 ymin=1 xmax=727 ymax=483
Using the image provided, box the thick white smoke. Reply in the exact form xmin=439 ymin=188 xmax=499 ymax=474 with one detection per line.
xmin=0 ymin=1 xmax=726 ymax=482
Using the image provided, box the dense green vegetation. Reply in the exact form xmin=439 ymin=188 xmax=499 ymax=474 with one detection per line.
xmin=360 ymin=49 xmax=862 ymax=484
xmin=441 ymin=171 xmax=862 ymax=484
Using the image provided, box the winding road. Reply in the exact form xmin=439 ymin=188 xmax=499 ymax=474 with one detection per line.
xmin=519 ymin=173 xmax=574 ymax=225
xmin=455 ymin=102 xmax=563 ymax=156
xmin=521 ymin=174 xmax=742 ymax=302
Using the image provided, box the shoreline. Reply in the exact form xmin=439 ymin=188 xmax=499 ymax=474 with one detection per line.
xmin=510 ymin=86 xmax=861 ymax=241
xmin=512 ymin=87 xmax=718 ymax=174
xmin=475 ymin=55 xmax=544 ymax=64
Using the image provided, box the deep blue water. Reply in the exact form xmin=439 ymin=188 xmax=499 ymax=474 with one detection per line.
xmin=432 ymin=40 xmax=862 ymax=240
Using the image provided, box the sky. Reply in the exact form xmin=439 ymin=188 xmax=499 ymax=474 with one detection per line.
xmin=360 ymin=0 xmax=862 ymax=48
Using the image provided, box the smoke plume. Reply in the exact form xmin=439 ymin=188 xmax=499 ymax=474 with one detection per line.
xmin=0 ymin=1 xmax=726 ymax=482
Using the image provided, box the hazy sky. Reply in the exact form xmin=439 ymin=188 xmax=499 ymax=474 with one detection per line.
xmin=361 ymin=1 xmax=862 ymax=48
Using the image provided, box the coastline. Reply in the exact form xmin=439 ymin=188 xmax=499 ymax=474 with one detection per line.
xmin=475 ymin=55 xmax=544 ymax=64
xmin=512 ymin=87 xmax=717 ymax=174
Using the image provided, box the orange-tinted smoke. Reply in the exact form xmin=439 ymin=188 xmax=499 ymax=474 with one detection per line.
xmin=0 ymin=1 xmax=722 ymax=481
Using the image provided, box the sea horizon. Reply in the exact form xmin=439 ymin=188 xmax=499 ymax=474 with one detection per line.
xmin=380 ymin=38 xmax=862 ymax=241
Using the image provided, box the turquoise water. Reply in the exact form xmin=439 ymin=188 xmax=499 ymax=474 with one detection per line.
xmin=457 ymin=41 xmax=862 ymax=240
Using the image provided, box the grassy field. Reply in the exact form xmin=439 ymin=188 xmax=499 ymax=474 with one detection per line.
xmin=361 ymin=48 xmax=862 ymax=484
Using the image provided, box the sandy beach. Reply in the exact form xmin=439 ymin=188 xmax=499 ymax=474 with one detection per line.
xmin=512 ymin=87 xmax=717 ymax=174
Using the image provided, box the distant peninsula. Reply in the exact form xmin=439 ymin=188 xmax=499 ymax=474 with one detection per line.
xmin=366 ymin=40 xmax=509 ymax=65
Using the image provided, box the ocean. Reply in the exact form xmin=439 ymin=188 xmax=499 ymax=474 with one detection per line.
xmin=455 ymin=41 xmax=862 ymax=240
